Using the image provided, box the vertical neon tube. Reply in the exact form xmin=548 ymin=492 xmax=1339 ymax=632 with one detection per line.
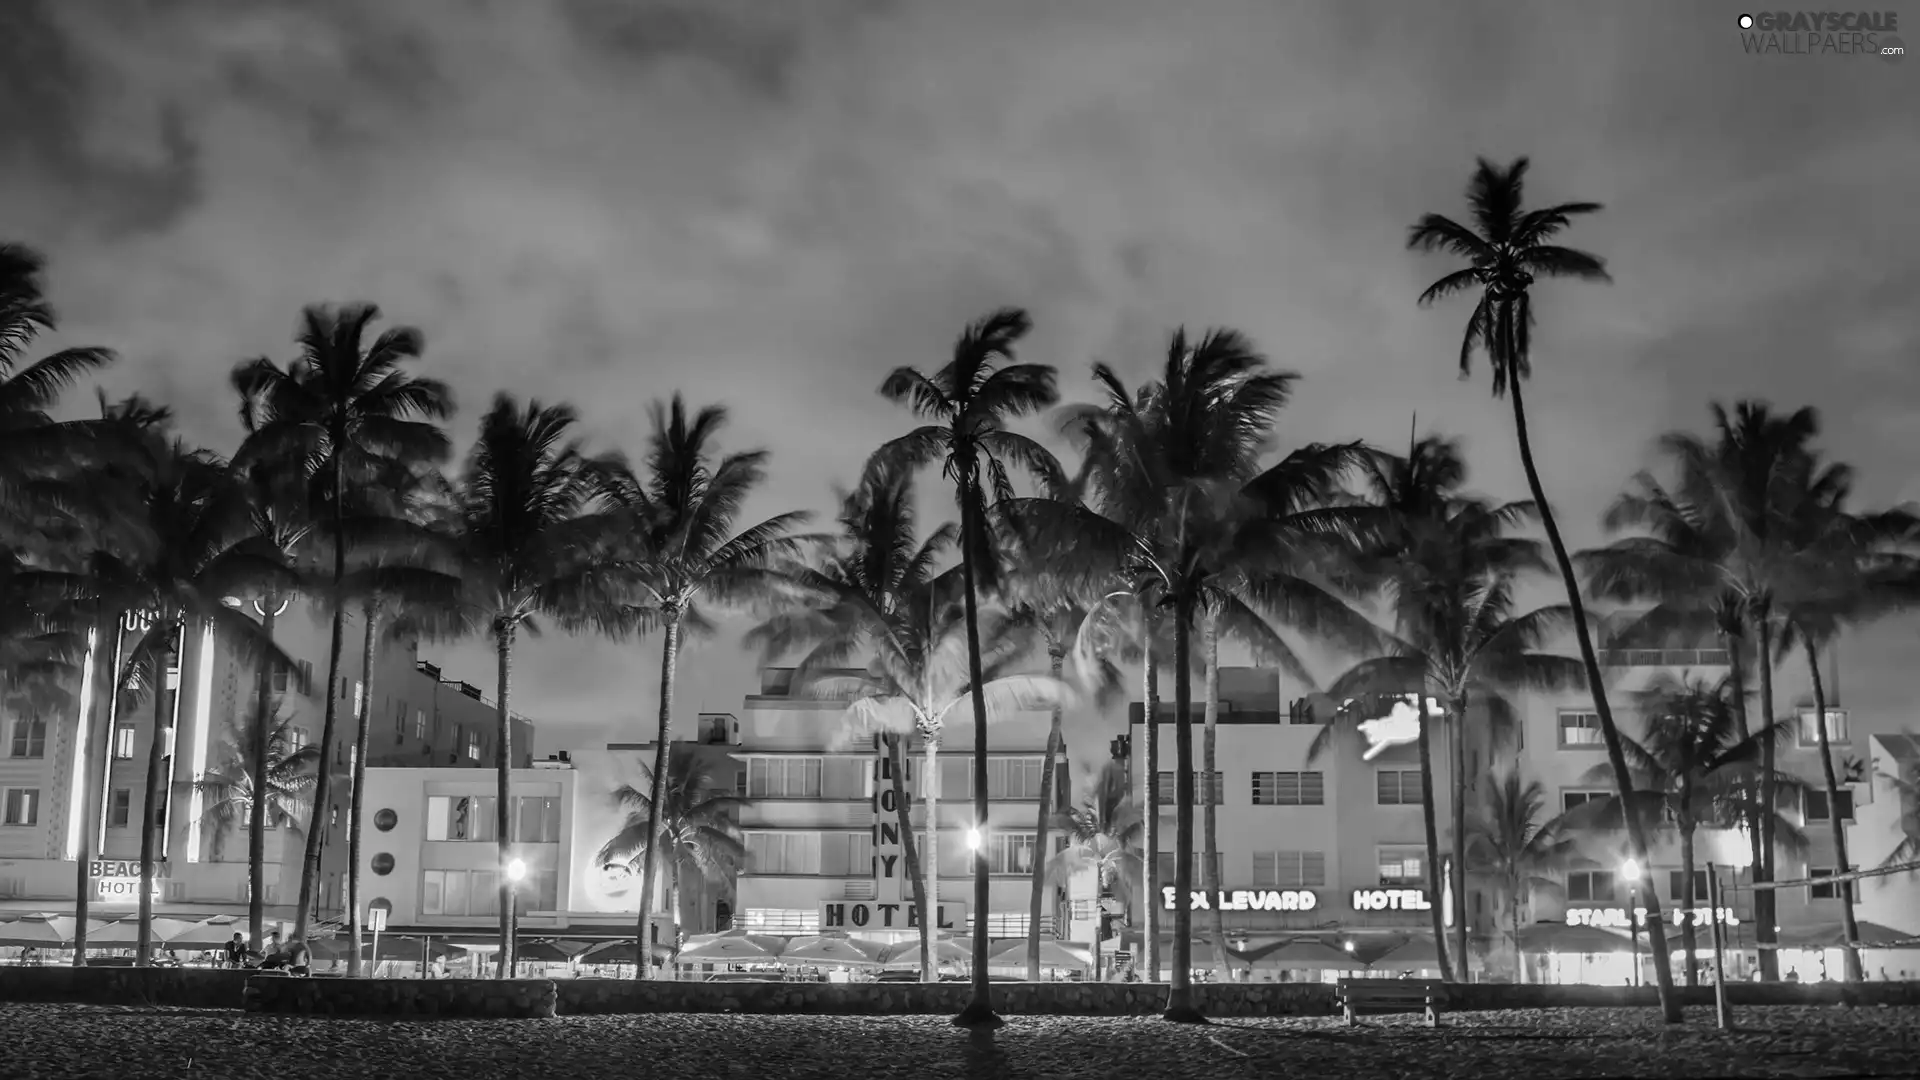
xmin=184 ymin=620 xmax=215 ymax=862
xmin=97 ymin=620 xmax=129 ymax=853
xmin=64 ymin=628 xmax=100 ymax=860
xmin=159 ymin=619 xmax=187 ymax=860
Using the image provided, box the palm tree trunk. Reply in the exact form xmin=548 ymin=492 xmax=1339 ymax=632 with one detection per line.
xmin=922 ymin=737 xmax=940 ymax=983
xmin=953 ymin=481 xmax=997 ymax=1027
xmin=882 ymin=733 xmax=932 ymax=982
xmin=1200 ymin=610 xmax=1229 ymax=982
xmin=1449 ymin=696 xmax=1469 ymax=982
xmin=250 ymin=601 xmax=277 ymax=954
xmin=1753 ymin=611 xmax=1780 ymax=981
xmin=635 ymin=612 xmax=680 ymax=982
xmin=1163 ymin=592 xmax=1202 ymax=1023
xmin=1807 ymin=641 xmax=1861 ymax=981
xmin=1505 ymin=372 xmax=1680 ymax=1022
xmin=297 ymin=597 xmax=350 ymax=940
xmin=667 ymin=857 xmax=683 ymax=981
xmin=1026 ymin=646 xmax=1065 ymax=982
xmin=136 ymin=617 xmax=177 ymax=967
xmin=1416 ymin=706 xmax=1455 ymax=982
xmin=71 ymin=613 xmax=112 ymax=966
xmin=1728 ymin=628 xmax=1767 ymax=909
xmin=494 ymin=623 xmax=517 ymax=978
xmin=1679 ymin=818 xmax=1699 ymax=987
xmin=347 ymin=606 xmax=377 ymax=977
xmin=1141 ymin=629 xmax=1161 ymax=984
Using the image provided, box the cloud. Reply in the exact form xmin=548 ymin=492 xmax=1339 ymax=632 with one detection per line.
xmin=6 ymin=0 xmax=1916 ymax=747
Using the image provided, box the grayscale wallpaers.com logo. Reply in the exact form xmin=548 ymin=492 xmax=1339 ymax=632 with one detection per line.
xmin=1738 ymin=11 xmax=1904 ymax=60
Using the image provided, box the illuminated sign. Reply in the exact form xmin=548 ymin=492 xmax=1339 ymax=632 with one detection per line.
xmin=1351 ymin=888 xmax=1432 ymax=912
xmin=1160 ymin=888 xmax=1318 ymax=912
xmin=819 ymin=900 xmax=965 ymax=931
xmin=90 ymin=860 xmax=166 ymax=903
xmin=1567 ymin=906 xmax=1739 ymax=929
xmin=1355 ymin=695 xmax=1442 ymax=761
xmin=871 ymin=738 xmax=908 ymax=903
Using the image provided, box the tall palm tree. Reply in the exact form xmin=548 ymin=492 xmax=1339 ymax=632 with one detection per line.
xmin=442 ymin=395 xmax=619 ymax=976
xmin=1465 ymin=770 xmax=1575 ymax=982
xmin=1563 ymin=674 xmax=1807 ymax=986
xmin=599 ymin=395 xmax=811 ymax=981
xmin=1317 ymin=435 xmax=1585 ymax=980
xmin=1873 ymin=741 xmax=1920 ymax=872
xmin=232 ymin=303 xmax=452 ymax=944
xmin=869 ymin=308 xmax=1063 ymax=1027
xmin=1409 ymin=157 xmax=1680 ymax=1022
xmin=191 ymin=703 xmax=318 ymax=861
xmin=0 ymin=242 xmax=115 ymax=527
xmin=746 ymin=462 xmax=950 ymax=980
xmin=597 ymin=754 xmax=750 ymax=971
xmin=1047 ymin=761 xmax=1143 ymax=981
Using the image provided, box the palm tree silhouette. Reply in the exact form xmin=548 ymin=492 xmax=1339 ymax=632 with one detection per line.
xmin=597 ymin=754 xmax=748 ymax=973
xmin=1466 ymin=770 xmax=1575 ymax=981
xmin=191 ymin=702 xmax=319 ymax=862
xmin=1047 ymin=761 xmax=1143 ymax=982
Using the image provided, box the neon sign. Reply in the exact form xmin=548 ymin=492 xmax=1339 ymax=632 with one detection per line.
xmin=1160 ymin=888 xmax=1318 ymax=912
xmin=90 ymin=860 xmax=166 ymax=903
xmin=819 ymin=900 xmax=964 ymax=930
xmin=1351 ymin=888 xmax=1432 ymax=911
xmin=1567 ymin=906 xmax=1739 ymax=929
xmin=1355 ymin=695 xmax=1443 ymax=761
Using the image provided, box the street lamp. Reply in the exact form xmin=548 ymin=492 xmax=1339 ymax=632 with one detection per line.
xmin=506 ymin=858 xmax=527 ymax=978
xmin=1621 ymin=858 xmax=1642 ymax=988
xmin=966 ymin=826 xmax=983 ymax=852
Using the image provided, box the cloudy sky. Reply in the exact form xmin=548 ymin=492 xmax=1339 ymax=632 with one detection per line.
xmin=5 ymin=0 xmax=1916 ymax=761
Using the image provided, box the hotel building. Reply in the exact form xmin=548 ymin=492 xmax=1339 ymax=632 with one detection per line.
xmin=0 ymin=596 xmax=529 ymax=927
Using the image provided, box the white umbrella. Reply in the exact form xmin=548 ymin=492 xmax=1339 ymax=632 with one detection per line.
xmin=779 ymin=935 xmax=887 ymax=967
xmin=986 ymin=938 xmax=1092 ymax=970
xmin=88 ymin=917 xmax=203 ymax=945
xmin=167 ymin=917 xmax=248 ymax=949
xmin=879 ymin=936 xmax=972 ymax=968
xmin=677 ymin=930 xmax=786 ymax=963
xmin=0 ymin=914 xmax=74 ymax=946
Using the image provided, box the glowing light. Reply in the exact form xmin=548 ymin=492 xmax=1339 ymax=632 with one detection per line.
xmin=1621 ymin=859 xmax=1642 ymax=882
xmin=507 ymin=858 xmax=528 ymax=882
xmin=64 ymin=629 xmax=99 ymax=860
xmin=965 ymin=827 xmax=982 ymax=851
xmin=185 ymin=621 xmax=216 ymax=862
xmin=1343 ymin=940 xmax=1356 ymax=953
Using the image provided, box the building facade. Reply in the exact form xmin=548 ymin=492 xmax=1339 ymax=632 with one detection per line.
xmin=0 ymin=595 xmax=530 ymax=929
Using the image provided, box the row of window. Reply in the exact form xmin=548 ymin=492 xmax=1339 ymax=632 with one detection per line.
xmin=741 ymin=756 xmax=1051 ymax=801
xmin=1567 ymin=866 xmax=1855 ymax=903
xmin=419 ymin=866 xmax=561 ymax=916
xmin=422 ymin=795 xmax=563 ymax=843
xmin=1557 ymin=709 xmax=1849 ymax=749
xmin=1149 ymin=770 xmax=1426 ymax=807
xmin=1561 ymin=787 xmax=1855 ymax=822
xmin=742 ymin=830 xmax=1066 ymax=877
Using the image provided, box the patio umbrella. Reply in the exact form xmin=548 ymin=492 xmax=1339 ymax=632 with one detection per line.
xmin=576 ymin=939 xmax=673 ymax=965
xmin=986 ymin=938 xmax=1092 ymax=970
xmin=878 ymin=936 xmax=972 ymax=968
xmin=167 ymin=917 xmax=248 ymax=949
xmin=677 ymin=930 xmax=787 ymax=963
xmin=1368 ymin=935 xmax=1443 ymax=969
xmin=513 ymin=939 xmax=589 ymax=963
xmin=1513 ymin=922 xmax=1632 ymax=954
xmin=1252 ymin=940 xmax=1358 ymax=970
xmin=87 ymin=918 xmax=204 ymax=945
xmin=779 ymin=935 xmax=887 ymax=967
xmin=1775 ymin=920 xmax=1919 ymax=950
xmin=0 ymin=915 xmax=75 ymax=946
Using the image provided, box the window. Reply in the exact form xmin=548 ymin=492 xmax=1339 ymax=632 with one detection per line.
xmin=747 ymin=757 xmax=823 ymax=799
xmin=1566 ymin=870 xmax=1617 ymax=902
xmin=465 ymin=731 xmax=480 ymax=761
xmin=1253 ymin=850 xmax=1327 ymax=888
xmin=1797 ymin=709 xmax=1848 ymax=748
xmin=3 ymin=788 xmax=40 ymax=826
xmin=330 ymin=805 xmax=339 ymax=830
xmin=746 ymin=831 xmax=821 ymax=875
xmin=1375 ymin=770 xmax=1423 ymax=806
xmin=113 ymin=724 xmax=137 ymax=760
xmin=394 ymin=702 xmax=406 ymax=737
xmin=9 ymin=718 xmax=47 ymax=758
xmin=425 ymin=795 xmax=498 ymax=842
xmin=415 ymin=710 xmax=427 ymax=740
xmin=352 ymin=681 xmax=364 ymax=717
xmin=1810 ymin=866 xmax=1855 ymax=900
xmin=288 ymin=727 xmax=308 ymax=753
xmin=1155 ymin=852 xmax=1221 ymax=887
xmin=819 ymin=832 xmax=875 ymax=877
xmin=513 ymin=796 xmax=561 ymax=843
xmin=422 ymin=868 xmax=517 ymax=916
xmin=108 ymin=789 xmax=132 ymax=829
xmin=989 ymin=832 xmax=1037 ymax=875
xmin=1155 ymin=771 xmax=1223 ymax=805
xmin=270 ymin=661 xmax=289 ymax=694
xmin=1668 ymin=869 xmax=1708 ymax=902
xmin=822 ymin=757 xmax=866 ymax=799
xmin=1561 ymin=789 xmax=1610 ymax=814
xmin=1377 ymin=848 xmax=1425 ymax=885
xmin=988 ymin=758 xmax=1045 ymax=800
xmin=1803 ymin=789 xmax=1855 ymax=822
xmin=1558 ymin=710 xmax=1604 ymax=747
xmin=1251 ymin=771 xmax=1325 ymax=806
xmin=512 ymin=867 xmax=560 ymax=912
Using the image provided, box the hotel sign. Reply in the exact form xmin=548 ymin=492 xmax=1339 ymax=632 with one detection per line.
xmin=1568 ymin=906 xmax=1739 ymax=929
xmin=871 ymin=739 xmax=907 ymax=903
xmin=1351 ymin=888 xmax=1432 ymax=912
xmin=90 ymin=859 xmax=166 ymax=902
xmin=819 ymin=900 xmax=966 ymax=931
xmin=1160 ymin=888 xmax=1319 ymax=912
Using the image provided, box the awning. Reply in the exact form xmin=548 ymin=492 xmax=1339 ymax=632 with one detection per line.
xmin=1514 ymin=922 xmax=1634 ymax=954
xmin=1368 ymin=934 xmax=1443 ymax=969
xmin=1773 ymin=921 xmax=1920 ymax=950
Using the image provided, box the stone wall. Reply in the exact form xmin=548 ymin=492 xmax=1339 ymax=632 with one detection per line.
xmin=1452 ymin=981 xmax=1920 ymax=1011
xmin=242 ymin=975 xmax=558 ymax=1018
xmin=0 ymin=967 xmax=253 ymax=1008
xmin=554 ymin=979 xmax=1337 ymax=1016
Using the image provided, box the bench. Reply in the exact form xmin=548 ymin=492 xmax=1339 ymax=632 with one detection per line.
xmin=1336 ymin=977 xmax=1445 ymax=1027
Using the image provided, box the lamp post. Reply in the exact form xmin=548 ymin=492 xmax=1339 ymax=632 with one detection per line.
xmin=506 ymin=858 xmax=526 ymax=979
xmin=1621 ymin=858 xmax=1642 ymax=988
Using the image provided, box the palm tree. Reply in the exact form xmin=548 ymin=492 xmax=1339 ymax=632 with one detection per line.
xmin=597 ymin=754 xmax=750 ymax=971
xmin=869 ymin=307 xmax=1063 ymax=1028
xmin=1873 ymin=741 xmax=1920 ymax=872
xmin=232 ymin=303 xmax=452 ymax=944
xmin=1409 ymin=157 xmax=1681 ymax=1022
xmin=1563 ymin=674 xmax=1807 ymax=987
xmin=1317 ymin=435 xmax=1585 ymax=981
xmin=1465 ymin=770 xmax=1575 ymax=982
xmin=599 ymin=395 xmax=811 ymax=981
xmin=1047 ymin=761 xmax=1143 ymax=981
xmin=442 ymin=395 xmax=619 ymax=976
xmin=0 ymin=242 xmax=115 ymax=527
xmin=745 ymin=462 xmax=950 ymax=980
xmin=191 ymin=703 xmax=319 ymax=861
